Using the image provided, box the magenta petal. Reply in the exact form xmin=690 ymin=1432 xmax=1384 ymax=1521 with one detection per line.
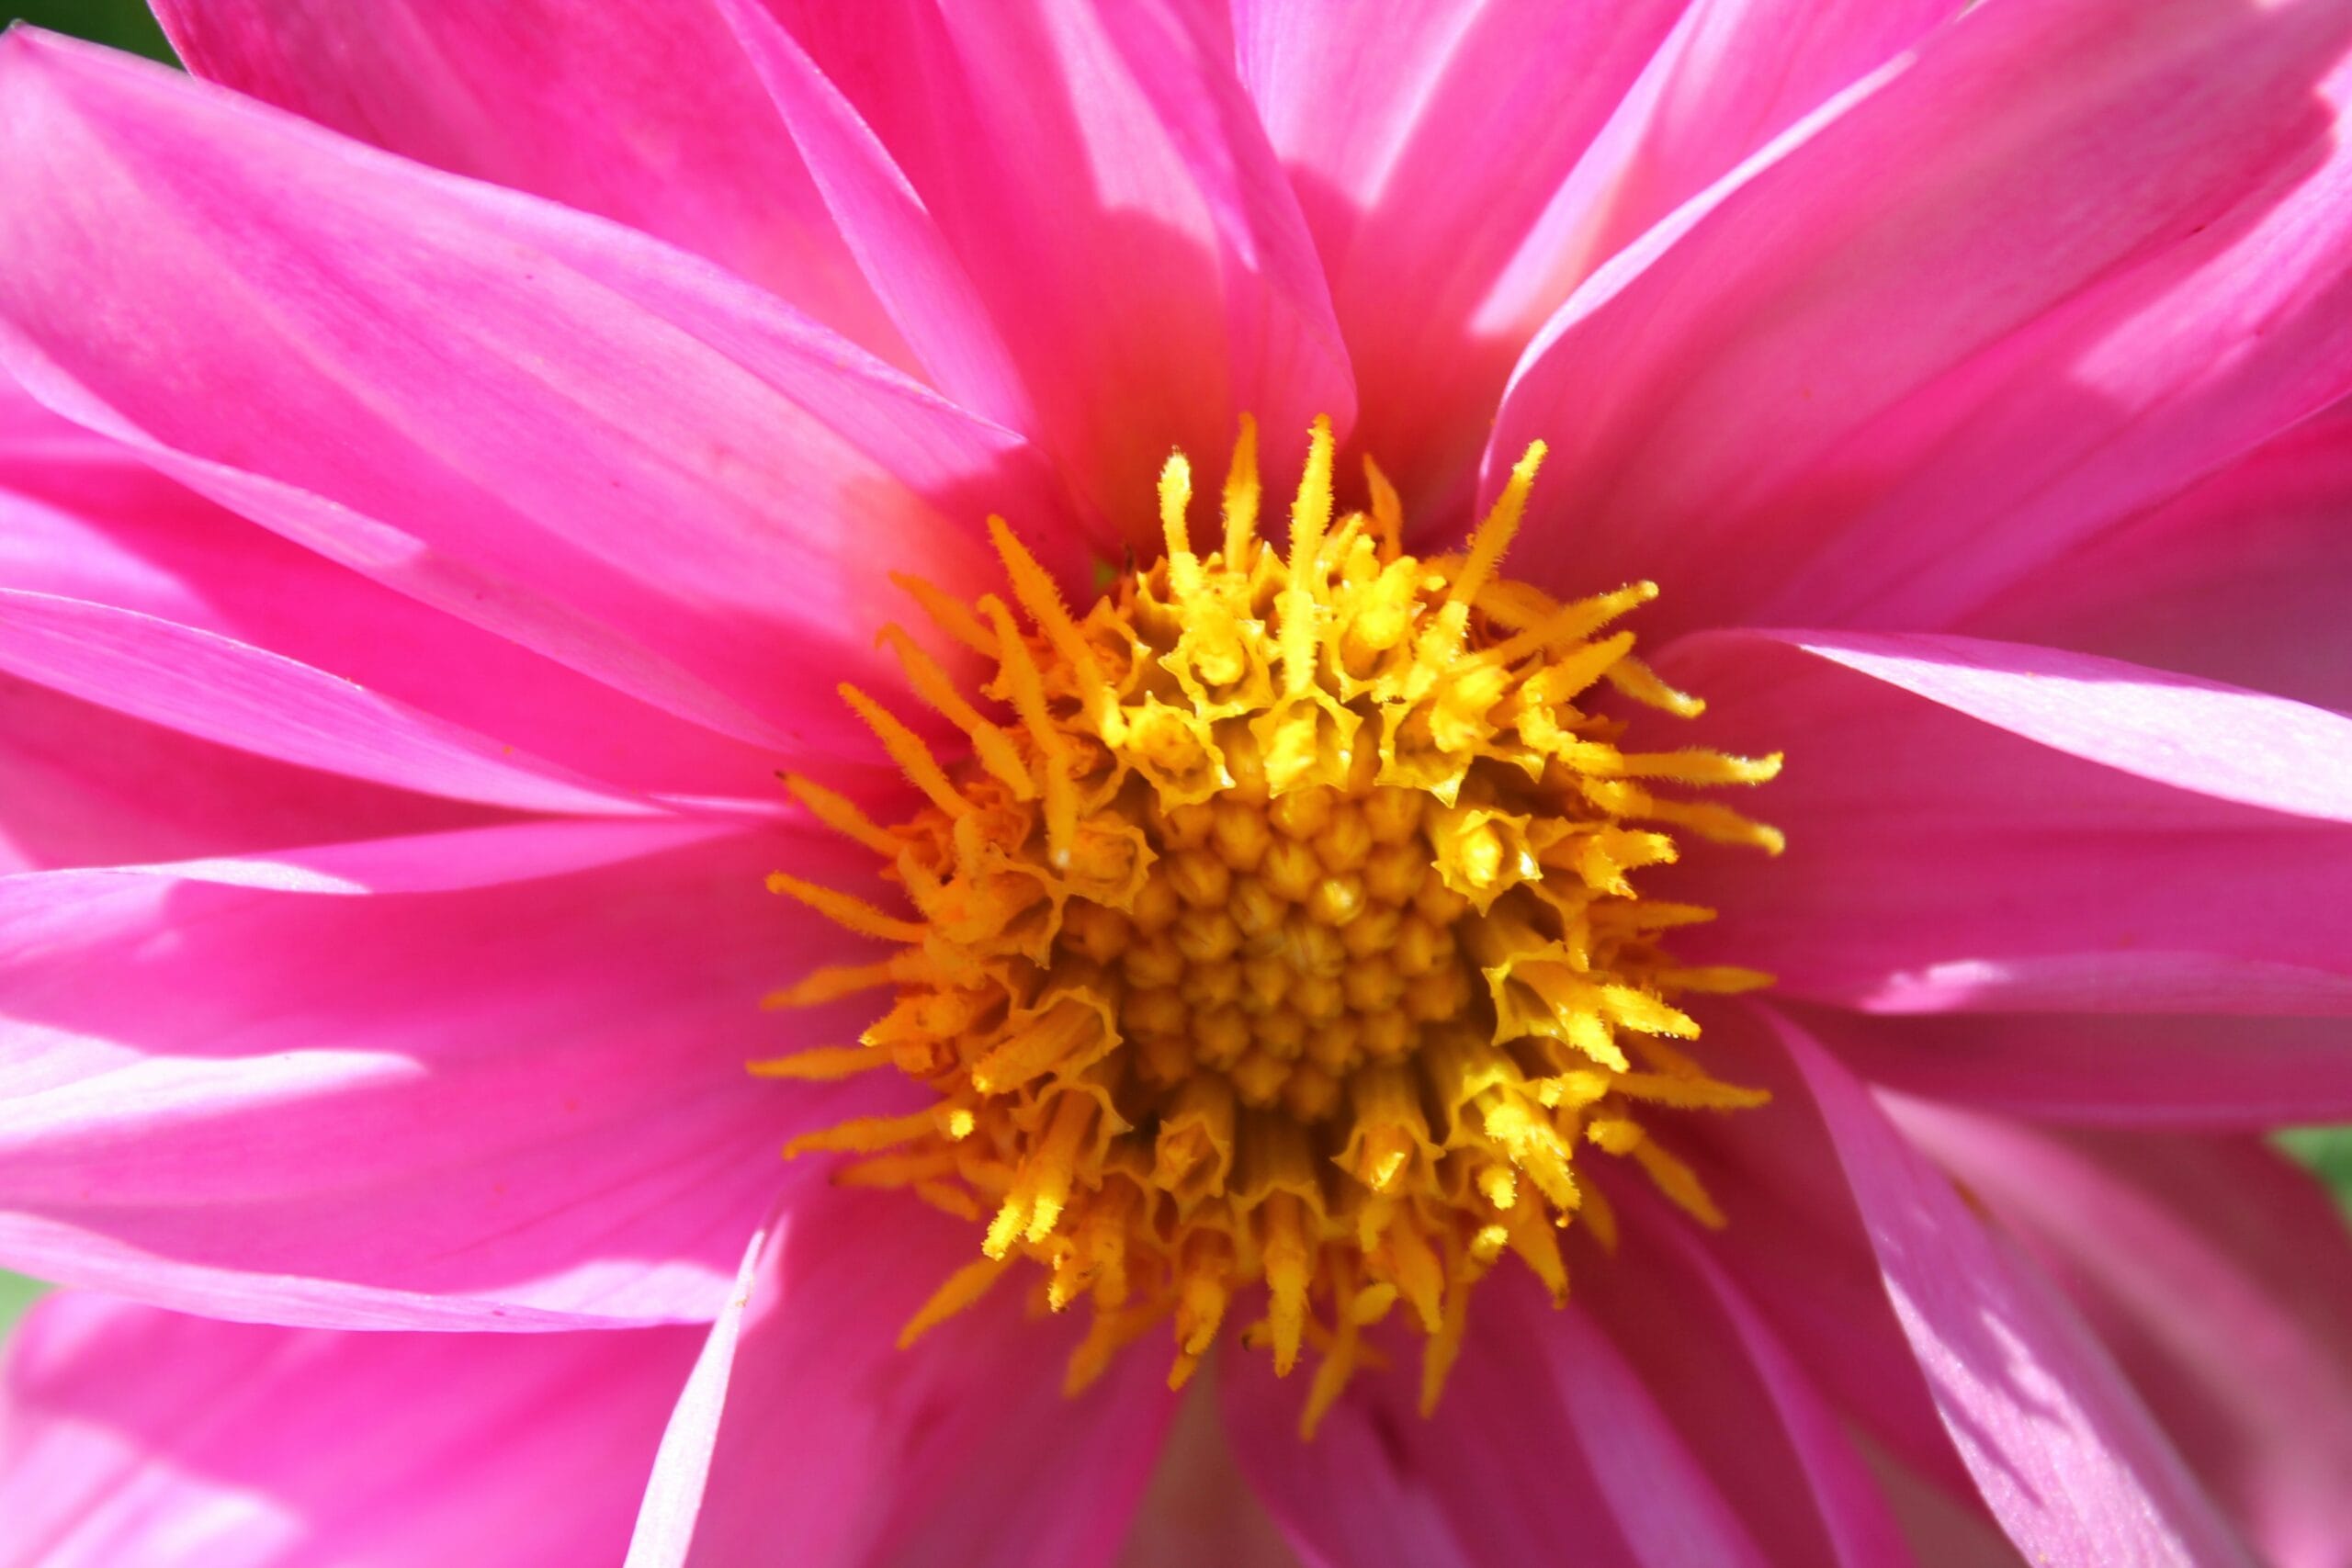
xmin=1559 ymin=0 xmax=1962 ymax=275
xmin=1225 ymin=1272 xmax=1774 ymax=1568
xmin=0 ymin=30 xmax=1058 ymax=758
xmin=1968 ymin=394 xmax=2352 ymax=716
xmin=0 ymin=1292 xmax=698 ymax=1568
xmin=0 ymin=411 xmax=781 ymax=802
xmin=771 ymin=1 xmax=1353 ymax=543
xmin=150 ymin=0 xmax=912 ymax=366
xmin=0 ymin=826 xmax=894 ymax=1328
xmin=1900 ymin=1115 xmax=2352 ymax=1568
xmin=713 ymin=0 xmax=1037 ymax=442
xmin=0 ymin=675 xmax=489 ymax=874
xmin=1750 ymin=631 xmax=2352 ymax=824
xmin=651 ymin=1189 xmax=1176 ymax=1568
xmin=1801 ymin=1006 xmax=2352 ymax=1129
xmin=1579 ymin=1194 xmax=1915 ymax=1565
xmin=1656 ymin=1004 xmax=1970 ymax=1493
xmin=1489 ymin=0 xmax=2352 ymax=641
xmin=0 ymin=590 xmax=647 ymax=816
xmin=1222 ymin=1306 xmax=1623 ymax=1568
xmin=1228 ymin=0 xmax=1684 ymax=513
xmin=1655 ymin=632 xmax=2352 ymax=1010
xmin=1118 ymin=1385 xmax=1300 ymax=1568
xmin=1774 ymin=1013 xmax=2253 ymax=1565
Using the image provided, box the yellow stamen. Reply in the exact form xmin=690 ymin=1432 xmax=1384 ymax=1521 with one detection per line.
xmin=763 ymin=421 xmax=1780 ymax=1425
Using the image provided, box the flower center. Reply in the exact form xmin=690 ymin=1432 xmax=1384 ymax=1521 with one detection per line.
xmin=761 ymin=418 xmax=1781 ymax=1436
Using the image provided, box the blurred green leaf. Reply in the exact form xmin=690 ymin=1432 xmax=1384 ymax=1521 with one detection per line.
xmin=0 ymin=1271 xmax=44 ymax=1337
xmin=2278 ymin=1125 xmax=2352 ymax=1223
xmin=6 ymin=0 xmax=176 ymax=63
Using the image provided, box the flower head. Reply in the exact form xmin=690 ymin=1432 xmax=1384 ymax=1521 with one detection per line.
xmin=2 ymin=3 xmax=2352 ymax=1566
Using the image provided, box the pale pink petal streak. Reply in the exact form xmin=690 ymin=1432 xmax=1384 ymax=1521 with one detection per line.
xmin=0 ymin=675 xmax=490 ymax=874
xmin=708 ymin=0 xmax=1038 ymax=441
xmin=150 ymin=0 xmax=915 ymax=365
xmin=0 ymin=1292 xmax=698 ymax=1568
xmin=1775 ymin=1014 xmax=2254 ymax=1566
xmin=1898 ymin=1114 xmax=2352 ymax=1568
xmin=1551 ymin=0 xmax=1964 ymax=271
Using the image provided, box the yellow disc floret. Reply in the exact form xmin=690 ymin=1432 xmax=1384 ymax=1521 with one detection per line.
xmin=758 ymin=417 xmax=1782 ymax=1437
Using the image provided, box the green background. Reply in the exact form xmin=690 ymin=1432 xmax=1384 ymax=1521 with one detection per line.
xmin=6 ymin=0 xmax=173 ymax=61
xmin=1 ymin=2 xmax=2348 ymax=1345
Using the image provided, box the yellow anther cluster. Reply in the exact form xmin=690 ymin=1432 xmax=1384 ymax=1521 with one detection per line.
xmin=761 ymin=417 xmax=1782 ymax=1436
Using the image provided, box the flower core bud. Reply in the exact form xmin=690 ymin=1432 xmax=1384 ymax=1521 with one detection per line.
xmin=763 ymin=417 xmax=1781 ymax=1435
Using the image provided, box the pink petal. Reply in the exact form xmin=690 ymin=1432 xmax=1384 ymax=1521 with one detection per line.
xmin=1800 ymin=1005 xmax=2352 ymax=1129
xmin=1655 ymin=631 xmax=2352 ymax=1010
xmin=1225 ymin=1272 xmax=1770 ymax=1568
xmin=1966 ymin=393 xmax=2352 ymax=716
xmin=0 ymin=590 xmax=648 ymax=816
xmin=712 ymin=0 xmax=1035 ymax=441
xmin=628 ymin=1223 xmax=769 ymax=1568
xmin=150 ymin=0 xmax=912 ymax=367
xmin=0 ymin=674 xmax=487 ymax=874
xmin=0 ymin=411 xmax=781 ymax=802
xmin=1578 ymin=1187 xmax=1916 ymax=1565
xmin=1900 ymin=1115 xmax=2352 ymax=1568
xmin=650 ymin=1188 xmax=1176 ymax=1567
xmin=0 ymin=824 xmax=896 ymax=1328
xmin=1118 ymin=1383 xmax=1299 ymax=1568
xmin=1231 ymin=0 xmax=1955 ymax=516
xmin=0 ymin=1291 xmax=698 ymax=1568
xmin=1774 ymin=1013 xmax=2253 ymax=1566
xmin=770 ymin=1 xmax=1353 ymax=543
xmin=0 ymin=30 xmax=1058 ymax=759
xmin=1553 ymin=0 xmax=1963 ymax=277
xmin=1489 ymin=0 xmax=2352 ymax=642
xmin=1227 ymin=0 xmax=1685 ymax=512
xmin=1652 ymin=1003 xmax=1973 ymax=1495
xmin=1757 ymin=632 xmax=2352 ymax=824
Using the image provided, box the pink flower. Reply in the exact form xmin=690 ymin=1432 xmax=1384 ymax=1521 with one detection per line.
xmin=3 ymin=2 xmax=2351 ymax=1564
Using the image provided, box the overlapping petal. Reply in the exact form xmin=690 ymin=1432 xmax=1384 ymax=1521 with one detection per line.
xmin=1224 ymin=1271 xmax=1774 ymax=1568
xmin=0 ymin=410 xmax=782 ymax=802
xmin=150 ymin=0 xmax=913 ymax=365
xmin=1228 ymin=0 xmax=1955 ymax=514
xmin=1778 ymin=1016 xmax=2253 ymax=1566
xmin=0 ymin=29 xmax=1056 ymax=761
xmin=641 ymin=1189 xmax=1176 ymax=1568
xmin=1801 ymin=1006 xmax=2352 ymax=1129
xmin=1491 ymin=0 xmax=2352 ymax=641
xmin=0 ymin=1291 xmax=698 ymax=1568
xmin=0 ymin=825 xmax=891 ymax=1328
xmin=767 ymin=0 xmax=1353 ymax=543
xmin=0 ymin=674 xmax=485 ymax=874
xmin=1900 ymin=1112 xmax=2352 ymax=1568
xmin=1657 ymin=632 xmax=2352 ymax=1012
xmin=1968 ymin=394 xmax=2352 ymax=716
